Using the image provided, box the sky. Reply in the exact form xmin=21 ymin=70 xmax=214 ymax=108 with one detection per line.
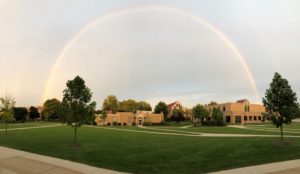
xmin=1 ymin=0 xmax=300 ymax=108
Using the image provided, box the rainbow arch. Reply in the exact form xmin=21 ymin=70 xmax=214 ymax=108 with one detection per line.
xmin=42 ymin=6 xmax=261 ymax=103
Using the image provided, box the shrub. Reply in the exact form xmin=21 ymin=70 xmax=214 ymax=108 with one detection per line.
xmin=112 ymin=121 xmax=117 ymax=126
xmin=118 ymin=123 xmax=122 ymax=126
xmin=123 ymin=123 xmax=127 ymax=126
xmin=132 ymin=122 xmax=136 ymax=126
xmin=107 ymin=123 xmax=111 ymax=126
xmin=202 ymin=120 xmax=226 ymax=126
xmin=143 ymin=122 xmax=152 ymax=126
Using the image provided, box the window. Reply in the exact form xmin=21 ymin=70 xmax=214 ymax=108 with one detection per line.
xmin=258 ymin=116 xmax=261 ymax=121
xmin=249 ymin=116 xmax=252 ymax=121
xmin=244 ymin=116 xmax=247 ymax=121
xmin=223 ymin=106 xmax=226 ymax=112
xmin=244 ymin=101 xmax=250 ymax=112
xmin=254 ymin=116 xmax=257 ymax=121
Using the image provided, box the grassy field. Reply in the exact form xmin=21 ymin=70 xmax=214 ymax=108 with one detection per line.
xmin=1 ymin=122 xmax=300 ymax=173
xmin=0 ymin=121 xmax=60 ymax=129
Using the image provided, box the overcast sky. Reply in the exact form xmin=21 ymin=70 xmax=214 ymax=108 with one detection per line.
xmin=1 ymin=0 xmax=300 ymax=108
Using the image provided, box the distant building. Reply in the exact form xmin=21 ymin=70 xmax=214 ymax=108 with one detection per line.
xmin=167 ymin=101 xmax=191 ymax=119
xmin=206 ymin=99 xmax=265 ymax=124
xmin=95 ymin=111 xmax=164 ymax=126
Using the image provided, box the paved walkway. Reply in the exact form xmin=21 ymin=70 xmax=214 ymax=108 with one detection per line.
xmin=0 ymin=146 xmax=125 ymax=174
xmin=210 ymin=159 xmax=300 ymax=174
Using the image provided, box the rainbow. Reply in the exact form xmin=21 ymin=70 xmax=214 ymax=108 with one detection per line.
xmin=42 ymin=6 xmax=261 ymax=103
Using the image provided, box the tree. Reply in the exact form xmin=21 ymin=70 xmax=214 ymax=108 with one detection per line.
xmin=102 ymin=95 xmax=118 ymax=114
xmin=41 ymin=98 xmax=62 ymax=121
xmin=61 ymin=76 xmax=96 ymax=145
xmin=170 ymin=109 xmax=185 ymax=123
xmin=192 ymin=104 xmax=209 ymax=125
xmin=29 ymin=106 xmax=40 ymax=120
xmin=154 ymin=101 xmax=168 ymax=120
xmin=137 ymin=101 xmax=152 ymax=111
xmin=208 ymin=101 xmax=218 ymax=106
xmin=101 ymin=110 xmax=107 ymax=121
xmin=263 ymin=72 xmax=299 ymax=140
xmin=118 ymin=99 xmax=138 ymax=113
xmin=0 ymin=94 xmax=16 ymax=135
xmin=211 ymin=107 xmax=225 ymax=126
xmin=13 ymin=107 xmax=28 ymax=122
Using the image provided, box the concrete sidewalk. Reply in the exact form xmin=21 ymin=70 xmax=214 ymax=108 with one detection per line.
xmin=210 ymin=159 xmax=300 ymax=174
xmin=0 ymin=146 xmax=125 ymax=174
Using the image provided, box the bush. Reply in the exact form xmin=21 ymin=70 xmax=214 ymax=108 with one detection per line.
xmin=107 ymin=123 xmax=111 ymax=126
xmin=202 ymin=120 xmax=226 ymax=126
xmin=112 ymin=121 xmax=117 ymax=126
xmin=118 ymin=123 xmax=122 ymax=126
xmin=132 ymin=122 xmax=136 ymax=126
xmin=143 ymin=122 xmax=152 ymax=126
xmin=123 ymin=123 xmax=127 ymax=126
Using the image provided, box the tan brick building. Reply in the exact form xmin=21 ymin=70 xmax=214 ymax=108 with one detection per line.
xmin=167 ymin=101 xmax=192 ymax=119
xmin=95 ymin=111 xmax=164 ymax=126
xmin=207 ymin=99 xmax=265 ymax=124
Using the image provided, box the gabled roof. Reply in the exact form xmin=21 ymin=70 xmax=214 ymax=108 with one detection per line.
xmin=167 ymin=102 xmax=177 ymax=108
xmin=236 ymin=99 xmax=248 ymax=103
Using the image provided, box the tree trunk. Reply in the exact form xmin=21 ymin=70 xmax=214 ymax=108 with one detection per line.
xmin=74 ymin=124 xmax=77 ymax=145
xmin=280 ymin=124 xmax=283 ymax=140
xmin=5 ymin=121 xmax=7 ymax=135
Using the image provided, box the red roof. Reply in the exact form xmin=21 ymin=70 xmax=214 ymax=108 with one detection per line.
xmin=167 ymin=102 xmax=177 ymax=109
xmin=236 ymin=99 xmax=248 ymax=103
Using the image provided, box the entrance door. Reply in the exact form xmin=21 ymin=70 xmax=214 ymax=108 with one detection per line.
xmin=225 ymin=116 xmax=231 ymax=123
xmin=138 ymin=119 xmax=142 ymax=125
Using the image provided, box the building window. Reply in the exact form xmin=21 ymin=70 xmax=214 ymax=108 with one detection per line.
xmin=254 ymin=116 xmax=257 ymax=121
xmin=244 ymin=116 xmax=247 ymax=121
xmin=244 ymin=101 xmax=250 ymax=112
xmin=258 ymin=116 xmax=261 ymax=121
xmin=249 ymin=116 xmax=252 ymax=121
xmin=223 ymin=106 xmax=226 ymax=112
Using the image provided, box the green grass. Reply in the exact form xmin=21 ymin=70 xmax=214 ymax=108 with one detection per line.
xmin=1 ymin=123 xmax=300 ymax=173
xmin=0 ymin=121 xmax=60 ymax=129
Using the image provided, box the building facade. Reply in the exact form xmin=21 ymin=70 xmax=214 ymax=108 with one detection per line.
xmin=95 ymin=111 xmax=164 ymax=126
xmin=207 ymin=99 xmax=265 ymax=124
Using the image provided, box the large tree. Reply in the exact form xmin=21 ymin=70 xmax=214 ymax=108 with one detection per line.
xmin=154 ymin=101 xmax=168 ymax=120
xmin=211 ymin=107 xmax=225 ymax=126
xmin=137 ymin=101 xmax=152 ymax=111
xmin=263 ymin=72 xmax=299 ymax=140
xmin=28 ymin=106 xmax=40 ymax=120
xmin=102 ymin=95 xmax=118 ymax=114
xmin=0 ymin=94 xmax=16 ymax=135
xmin=118 ymin=99 xmax=151 ymax=113
xmin=192 ymin=104 xmax=209 ymax=125
xmin=42 ymin=98 xmax=62 ymax=120
xmin=170 ymin=109 xmax=185 ymax=123
xmin=61 ymin=76 xmax=96 ymax=145
xmin=13 ymin=107 xmax=28 ymax=122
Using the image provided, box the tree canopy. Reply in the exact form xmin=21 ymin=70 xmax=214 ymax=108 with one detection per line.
xmin=29 ymin=106 xmax=40 ymax=120
xmin=103 ymin=95 xmax=118 ymax=114
xmin=263 ymin=72 xmax=299 ymax=139
xmin=118 ymin=99 xmax=151 ymax=113
xmin=192 ymin=104 xmax=209 ymax=124
xmin=154 ymin=101 xmax=168 ymax=119
xmin=42 ymin=98 xmax=62 ymax=120
xmin=0 ymin=94 xmax=16 ymax=135
xmin=13 ymin=107 xmax=28 ymax=122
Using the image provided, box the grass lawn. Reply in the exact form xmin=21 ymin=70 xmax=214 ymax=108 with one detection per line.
xmin=1 ymin=123 xmax=300 ymax=173
xmin=0 ymin=121 xmax=60 ymax=129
